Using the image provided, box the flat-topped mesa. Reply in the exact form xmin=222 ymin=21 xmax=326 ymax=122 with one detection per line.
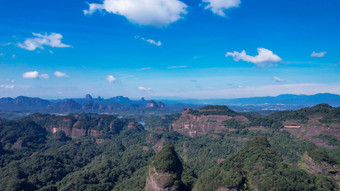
xmin=171 ymin=105 xmax=248 ymax=137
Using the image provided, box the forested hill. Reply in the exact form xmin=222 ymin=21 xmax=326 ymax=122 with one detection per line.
xmin=0 ymin=104 xmax=339 ymax=190
xmin=194 ymin=137 xmax=336 ymax=190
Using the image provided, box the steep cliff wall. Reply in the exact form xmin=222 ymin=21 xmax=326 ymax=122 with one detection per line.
xmin=171 ymin=107 xmax=248 ymax=137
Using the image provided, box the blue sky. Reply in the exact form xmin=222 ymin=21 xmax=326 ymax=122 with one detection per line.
xmin=0 ymin=0 xmax=339 ymax=99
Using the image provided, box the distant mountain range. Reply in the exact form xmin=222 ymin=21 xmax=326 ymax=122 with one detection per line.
xmin=167 ymin=93 xmax=340 ymax=112
xmin=0 ymin=94 xmax=185 ymax=114
xmin=0 ymin=93 xmax=339 ymax=114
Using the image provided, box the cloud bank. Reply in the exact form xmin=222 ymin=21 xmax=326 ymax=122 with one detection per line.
xmin=18 ymin=33 xmax=71 ymax=51
xmin=202 ymin=0 xmax=241 ymax=16
xmin=226 ymin=48 xmax=282 ymax=67
xmin=84 ymin=0 xmax=188 ymax=27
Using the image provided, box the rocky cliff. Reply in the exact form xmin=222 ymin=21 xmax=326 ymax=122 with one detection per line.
xmin=171 ymin=106 xmax=248 ymax=137
xmin=24 ymin=113 xmax=124 ymax=139
xmin=146 ymin=100 xmax=166 ymax=109
xmin=145 ymin=144 xmax=183 ymax=191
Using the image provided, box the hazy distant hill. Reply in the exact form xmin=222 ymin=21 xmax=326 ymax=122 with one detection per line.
xmin=0 ymin=95 xmax=195 ymax=114
xmin=1 ymin=93 xmax=340 ymax=115
xmin=173 ymin=93 xmax=340 ymax=112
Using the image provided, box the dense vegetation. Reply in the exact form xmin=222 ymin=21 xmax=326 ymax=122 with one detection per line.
xmin=188 ymin=105 xmax=237 ymax=117
xmin=0 ymin=104 xmax=339 ymax=190
xmin=194 ymin=137 xmax=336 ymax=191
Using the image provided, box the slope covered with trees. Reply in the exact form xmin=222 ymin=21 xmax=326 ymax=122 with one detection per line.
xmin=0 ymin=104 xmax=339 ymax=190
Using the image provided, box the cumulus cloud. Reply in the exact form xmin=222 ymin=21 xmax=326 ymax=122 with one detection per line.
xmin=54 ymin=71 xmax=69 ymax=78
xmin=226 ymin=48 xmax=282 ymax=67
xmin=311 ymin=51 xmax=327 ymax=58
xmin=138 ymin=86 xmax=152 ymax=91
xmin=22 ymin=71 xmax=39 ymax=79
xmin=40 ymin=74 xmax=50 ymax=79
xmin=106 ymin=75 xmax=117 ymax=83
xmin=84 ymin=0 xmax=188 ymax=27
xmin=18 ymin=33 xmax=71 ymax=51
xmin=202 ymin=0 xmax=241 ymax=16
xmin=135 ymin=36 xmax=161 ymax=46
xmin=273 ymin=76 xmax=285 ymax=82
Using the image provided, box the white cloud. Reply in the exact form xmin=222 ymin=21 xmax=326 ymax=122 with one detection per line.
xmin=22 ymin=71 xmax=39 ymax=79
xmin=54 ymin=71 xmax=69 ymax=78
xmin=138 ymin=86 xmax=152 ymax=91
xmin=167 ymin=65 xmax=188 ymax=69
xmin=84 ymin=0 xmax=188 ymax=27
xmin=226 ymin=48 xmax=282 ymax=67
xmin=106 ymin=75 xmax=117 ymax=83
xmin=311 ymin=51 xmax=327 ymax=58
xmin=135 ymin=36 xmax=162 ymax=46
xmin=137 ymin=67 xmax=152 ymax=71
xmin=0 ymin=84 xmax=15 ymax=89
xmin=273 ymin=76 xmax=285 ymax=82
xmin=40 ymin=74 xmax=50 ymax=79
xmin=202 ymin=0 xmax=241 ymax=16
xmin=18 ymin=33 xmax=71 ymax=51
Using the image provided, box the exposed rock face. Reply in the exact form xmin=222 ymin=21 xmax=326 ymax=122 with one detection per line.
xmin=298 ymin=150 xmax=339 ymax=177
xmin=145 ymin=144 xmax=183 ymax=191
xmin=50 ymin=125 xmax=104 ymax=139
xmin=128 ymin=121 xmax=145 ymax=131
xmin=171 ymin=107 xmax=248 ymax=137
xmin=27 ymin=113 xmax=124 ymax=139
xmin=146 ymin=100 xmax=165 ymax=109
xmin=146 ymin=100 xmax=159 ymax=108
xmin=145 ymin=167 xmax=179 ymax=191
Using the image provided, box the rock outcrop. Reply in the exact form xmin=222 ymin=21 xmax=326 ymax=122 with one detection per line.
xmin=146 ymin=100 xmax=165 ymax=109
xmin=145 ymin=144 xmax=183 ymax=191
xmin=85 ymin=94 xmax=93 ymax=100
xmin=171 ymin=106 xmax=248 ymax=137
xmin=25 ymin=113 xmax=124 ymax=139
xmin=128 ymin=121 xmax=145 ymax=131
